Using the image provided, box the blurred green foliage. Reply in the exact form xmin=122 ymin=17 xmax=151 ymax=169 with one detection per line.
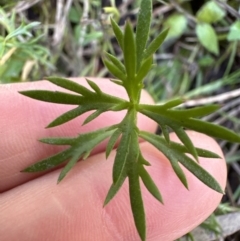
xmin=0 ymin=8 xmax=53 ymax=83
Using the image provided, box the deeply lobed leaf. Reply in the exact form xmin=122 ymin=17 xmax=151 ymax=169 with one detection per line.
xmin=139 ymin=131 xmax=224 ymax=193
xmin=139 ymin=107 xmax=240 ymax=144
xmin=19 ymin=1 xmax=238 ymax=241
xmin=23 ymin=127 xmax=115 ymax=175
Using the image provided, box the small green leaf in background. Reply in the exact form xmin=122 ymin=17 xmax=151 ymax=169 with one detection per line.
xmin=227 ymin=21 xmax=240 ymax=41
xmin=103 ymin=7 xmax=120 ymax=22
xmin=163 ymin=14 xmax=187 ymax=40
xmin=196 ymin=0 xmax=226 ymax=24
xmin=196 ymin=23 xmax=219 ymax=55
xmin=68 ymin=7 xmax=82 ymax=23
xmin=198 ymin=55 xmax=215 ymax=67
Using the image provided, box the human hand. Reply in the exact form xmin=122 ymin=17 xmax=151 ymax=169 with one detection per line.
xmin=0 ymin=78 xmax=226 ymax=241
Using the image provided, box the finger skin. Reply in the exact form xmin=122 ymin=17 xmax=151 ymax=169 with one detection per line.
xmin=0 ymin=132 xmax=226 ymax=241
xmin=0 ymin=78 xmax=156 ymax=192
xmin=0 ymin=79 xmax=227 ymax=240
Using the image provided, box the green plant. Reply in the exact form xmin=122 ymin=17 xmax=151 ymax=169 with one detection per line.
xmin=0 ymin=8 xmax=52 ymax=83
xmin=19 ymin=0 xmax=240 ymax=240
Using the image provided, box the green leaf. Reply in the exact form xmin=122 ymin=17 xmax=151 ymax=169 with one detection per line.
xmin=105 ymin=52 xmax=125 ymax=74
xmin=170 ymin=142 xmax=221 ymax=159
xmin=47 ymin=106 xmax=91 ymax=128
xmin=110 ymin=17 xmax=124 ymax=50
xmin=176 ymin=152 xmax=224 ymax=194
xmin=106 ymin=128 xmax=121 ymax=158
xmin=171 ymin=126 xmax=198 ymax=161
xmin=39 ymin=137 xmax=77 ymax=146
xmin=181 ymin=119 xmax=240 ymax=143
xmin=22 ymin=148 xmax=73 ymax=172
xmin=112 ymin=112 xmax=133 ymax=183
xmin=163 ymin=14 xmax=187 ymax=39
xmin=57 ymin=129 xmax=114 ymax=182
xmin=136 ymin=55 xmax=153 ymax=82
xmin=138 ymin=153 xmax=151 ymax=166
xmin=110 ymin=79 xmax=123 ymax=86
xmin=19 ymin=90 xmax=81 ymax=105
xmin=139 ymin=131 xmax=190 ymax=189
xmin=138 ymin=99 xmax=183 ymax=113
xmin=136 ymin=0 xmax=152 ymax=70
xmin=86 ymin=79 xmax=102 ymax=94
xmin=23 ymin=127 xmax=114 ymax=173
xmin=168 ymin=157 xmax=188 ymax=189
xmin=104 ymin=171 xmax=127 ymax=206
xmin=169 ymin=105 xmax=220 ymax=118
xmin=103 ymin=7 xmax=120 ymax=22
xmin=109 ymin=102 xmax=129 ymax=111
xmin=124 ymin=21 xmax=136 ymax=78
xmin=103 ymin=59 xmax=127 ymax=81
xmin=139 ymin=131 xmax=223 ymax=193
xmin=129 ymin=163 xmax=146 ymax=241
xmin=144 ymin=28 xmax=168 ymax=60
xmin=83 ymin=109 xmax=105 ymax=125
xmin=46 ymin=77 xmax=92 ymax=96
xmin=139 ymin=103 xmax=219 ymax=121
xmin=113 ymin=131 xmax=131 ymax=183
xmin=138 ymin=164 xmax=163 ymax=203
xmin=161 ymin=98 xmax=183 ymax=109
xmin=227 ymin=21 xmax=240 ymax=41
xmin=196 ymin=1 xmax=226 ymax=24
xmin=58 ymin=152 xmax=81 ymax=183
xmin=196 ymin=23 xmax=219 ymax=55
xmin=140 ymin=107 xmax=240 ymax=144
xmin=161 ymin=124 xmax=170 ymax=143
